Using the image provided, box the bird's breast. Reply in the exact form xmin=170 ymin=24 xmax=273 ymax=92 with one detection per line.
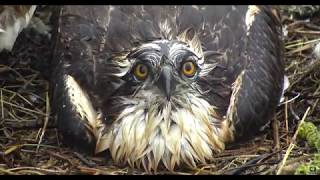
xmin=99 ymin=90 xmax=233 ymax=171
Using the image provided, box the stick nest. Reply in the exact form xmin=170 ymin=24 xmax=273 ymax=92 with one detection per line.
xmin=1 ymin=6 xmax=320 ymax=175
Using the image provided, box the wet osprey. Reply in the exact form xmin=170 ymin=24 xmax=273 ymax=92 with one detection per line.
xmin=51 ymin=5 xmax=285 ymax=172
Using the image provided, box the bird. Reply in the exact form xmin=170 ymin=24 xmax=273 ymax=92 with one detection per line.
xmin=50 ymin=5 xmax=285 ymax=172
xmin=0 ymin=5 xmax=37 ymax=52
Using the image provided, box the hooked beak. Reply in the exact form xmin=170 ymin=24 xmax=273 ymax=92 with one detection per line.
xmin=157 ymin=66 xmax=176 ymax=101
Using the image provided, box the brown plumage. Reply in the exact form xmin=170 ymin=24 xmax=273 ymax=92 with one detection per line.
xmin=50 ymin=5 xmax=285 ymax=172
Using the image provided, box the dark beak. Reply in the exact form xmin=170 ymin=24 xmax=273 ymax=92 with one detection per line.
xmin=157 ymin=66 xmax=176 ymax=101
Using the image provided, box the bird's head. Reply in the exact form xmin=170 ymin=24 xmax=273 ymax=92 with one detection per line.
xmin=100 ymin=33 xmax=233 ymax=172
xmin=123 ymin=39 xmax=203 ymax=102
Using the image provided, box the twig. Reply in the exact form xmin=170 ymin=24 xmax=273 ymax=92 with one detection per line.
xmin=225 ymin=150 xmax=282 ymax=175
xmin=276 ymin=106 xmax=311 ymax=175
xmin=285 ymin=97 xmax=289 ymax=145
xmin=0 ymin=65 xmax=29 ymax=84
xmin=4 ymin=143 xmax=59 ymax=155
xmin=289 ymin=103 xmax=300 ymax=121
xmin=77 ymin=166 xmax=131 ymax=175
xmin=7 ymin=167 xmax=67 ymax=175
xmin=305 ymin=23 xmax=320 ymax=31
xmin=285 ymin=38 xmax=320 ymax=49
xmin=0 ymin=89 xmax=3 ymax=119
xmin=45 ymin=150 xmax=75 ymax=167
xmin=73 ymin=152 xmax=97 ymax=167
xmin=21 ymin=72 xmax=39 ymax=90
xmin=279 ymin=155 xmax=313 ymax=175
xmin=37 ymin=87 xmax=50 ymax=153
xmin=15 ymin=170 xmax=45 ymax=175
xmin=0 ymin=167 xmax=18 ymax=175
xmin=213 ymin=154 xmax=260 ymax=161
xmin=2 ymin=100 xmax=46 ymax=116
xmin=310 ymin=83 xmax=320 ymax=114
xmin=286 ymin=43 xmax=313 ymax=55
xmin=272 ymin=116 xmax=280 ymax=155
xmin=77 ymin=166 xmax=101 ymax=175
xmin=16 ymin=92 xmax=43 ymax=113
xmin=288 ymin=60 xmax=320 ymax=91
xmin=293 ymin=30 xmax=320 ymax=35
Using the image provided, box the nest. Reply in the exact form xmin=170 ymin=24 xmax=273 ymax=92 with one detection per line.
xmin=0 ymin=6 xmax=320 ymax=175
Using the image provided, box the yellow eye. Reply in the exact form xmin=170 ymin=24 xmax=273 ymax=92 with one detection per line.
xmin=133 ymin=63 xmax=149 ymax=80
xmin=181 ymin=61 xmax=197 ymax=77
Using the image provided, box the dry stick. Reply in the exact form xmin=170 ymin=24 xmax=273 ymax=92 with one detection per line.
xmin=305 ymin=23 xmax=320 ymax=31
xmin=289 ymin=60 xmax=320 ymax=91
xmin=35 ymin=127 xmax=42 ymax=142
xmin=16 ymin=93 xmax=43 ymax=113
xmin=225 ymin=150 xmax=282 ymax=175
xmin=2 ymin=88 xmax=46 ymax=103
xmin=45 ymin=150 xmax=74 ymax=167
xmin=286 ymin=43 xmax=314 ymax=55
xmin=4 ymin=143 xmax=58 ymax=155
xmin=2 ymin=100 xmax=46 ymax=116
xmin=7 ymin=167 xmax=67 ymax=174
xmin=279 ymin=155 xmax=314 ymax=175
xmin=276 ymin=106 xmax=311 ymax=175
xmin=73 ymin=152 xmax=96 ymax=167
xmin=0 ymin=167 xmax=18 ymax=175
xmin=263 ymin=155 xmax=312 ymax=175
xmin=21 ymin=73 xmax=38 ymax=90
xmin=36 ymin=88 xmax=50 ymax=153
xmin=285 ymin=97 xmax=289 ymax=145
xmin=293 ymin=30 xmax=320 ymax=35
xmin=289 ymin=103 xmax=300 ymax=121
xmin=1 ymin=89 xmax=4 ymax=119
xmin=284 ymin=38 xmax=320 ymax=49
xmin=14 ymin=170 xmax=44 ymax=175
xmin=310 ymin=83 xmax=320 ymax=114
xmin=272 ymin=115 xmax=280 ymax=154
xmin=0 ymin=65 xmax=28 ymax=84
xmin=194 ymin=164 xmax=216 ymax=175
xmin=77 ymin=166 xmax=101 ymax=175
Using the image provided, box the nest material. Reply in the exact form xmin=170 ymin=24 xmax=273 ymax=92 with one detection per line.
xmin=1 ymin=6 xmax=320 ymax=175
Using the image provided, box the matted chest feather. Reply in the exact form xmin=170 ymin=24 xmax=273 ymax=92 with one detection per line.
xmin=99 ymin=89 xmax=233 ymax=171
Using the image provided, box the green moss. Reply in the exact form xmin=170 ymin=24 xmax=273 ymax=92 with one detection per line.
xmin=294 ymin=154 xmax=320 ymax=175
xmin=295 ymin=122 xmax=320 ymax=175
xmin=298 ymin=122 xmax=320 ymax=151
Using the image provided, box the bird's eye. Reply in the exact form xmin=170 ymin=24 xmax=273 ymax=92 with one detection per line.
xmin=133 ymin=63 xmax=149 ymax=81
xmin=181 ymin=61 xmax=197 ymax=77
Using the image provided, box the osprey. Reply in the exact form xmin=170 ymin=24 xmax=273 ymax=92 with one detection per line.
xmin=51 ymin=5 xmax=285 ymax=172
xmin=0 ymin=5 xmax=36 ymax=51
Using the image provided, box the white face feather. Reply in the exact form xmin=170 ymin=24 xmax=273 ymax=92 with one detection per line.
xmin=99 ymin=86 xmax=233 ymax=172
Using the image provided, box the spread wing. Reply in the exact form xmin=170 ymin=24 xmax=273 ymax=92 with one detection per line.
xmin=51 ymin=5 xmax=284 ymax=150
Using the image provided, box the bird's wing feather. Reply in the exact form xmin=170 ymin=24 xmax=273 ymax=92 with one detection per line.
xmin=225 ymin=6 xmax=284 ymax=139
